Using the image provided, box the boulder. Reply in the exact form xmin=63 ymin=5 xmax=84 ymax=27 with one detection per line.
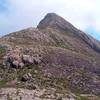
xmin=12 ymin=60 xmax=19 ymax=68
xmin=33 ymin=57 xmax=41 ymax=65
xmin=22 ymin=55 xmax=33 ymax=64
xmin=19 ymin=62 xmax=24 ymax=68
xmin=21 ymin=73 xmax=32 ymax=82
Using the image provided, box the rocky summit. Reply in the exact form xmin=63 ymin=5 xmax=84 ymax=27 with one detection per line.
xmin=0 ymin=13 xmax=100 ymax=100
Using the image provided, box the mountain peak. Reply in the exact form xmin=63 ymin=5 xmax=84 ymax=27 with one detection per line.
xmin=44 ymin=13 xmax=58 ymax=18
xmin=37 ymin=13 xmax=75 ymax=32
xmin=37 ymin=13 xmax=60 ymax=29
xmin=37 ymin=13 xmax=100 ymax=53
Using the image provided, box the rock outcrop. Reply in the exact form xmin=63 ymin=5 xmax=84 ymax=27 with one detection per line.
xmin=3 ymin=47 xmax=42 ymax=69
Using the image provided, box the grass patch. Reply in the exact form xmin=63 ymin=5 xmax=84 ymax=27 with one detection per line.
xmin=7 ymin=94 xmax=13 ymax=100
xmin=0 ymin=80 xmax=7 ymax=88
xmin=0 ymin=47 xmax=6 ymax=54
xmin=77 ymin=96 xmax=89 ymax=100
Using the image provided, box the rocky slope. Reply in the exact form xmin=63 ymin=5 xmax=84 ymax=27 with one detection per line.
xmin=0 ymin=13 xmax=100 ymax=100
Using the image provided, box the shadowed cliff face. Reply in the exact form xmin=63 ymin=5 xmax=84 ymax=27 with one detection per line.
xmin=0 ymin=13 xmax=100 ymax=97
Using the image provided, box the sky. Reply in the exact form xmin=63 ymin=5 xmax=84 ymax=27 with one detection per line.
xmin=0 ymin=0 xmax=100 ymax=40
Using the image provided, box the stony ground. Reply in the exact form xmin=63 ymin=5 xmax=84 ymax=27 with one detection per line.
xmin=0 ymin=88 xmax=76 ymax=100
xmin=0 ymin=88 xmax=100 ymax=100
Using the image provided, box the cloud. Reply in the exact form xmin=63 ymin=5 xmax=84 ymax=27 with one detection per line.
xmin=0 ymin=0 xmax=100 ymax=40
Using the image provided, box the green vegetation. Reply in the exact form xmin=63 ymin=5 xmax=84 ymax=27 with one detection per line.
xmin=7 ymin=94 xmax=13 ymax=100
xmin=75 ymin=94 xmax=89 ymax=100
xmin=0 ymin=47 xmax=6 ymax=54
xmin=0 ymin=80 xmax=7 ymax=88
xmin=77 ymin=96 xmax=89 ymax=100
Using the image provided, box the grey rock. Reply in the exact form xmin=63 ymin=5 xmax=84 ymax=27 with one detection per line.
xmin=3 ymin=47 xmax=42 ymax=68
xmin=21 ymin=73 xmax=32 ymax=82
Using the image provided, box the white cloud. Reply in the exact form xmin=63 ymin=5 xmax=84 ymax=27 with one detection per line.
xmin=0 ymin=0 xmax=100 ymax=39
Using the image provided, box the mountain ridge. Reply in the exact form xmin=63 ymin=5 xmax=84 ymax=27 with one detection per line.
xmin=0 ymin=13 xmax=100 ymax=99
xmin=38 ymin=13 xmax=100 ymax=53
